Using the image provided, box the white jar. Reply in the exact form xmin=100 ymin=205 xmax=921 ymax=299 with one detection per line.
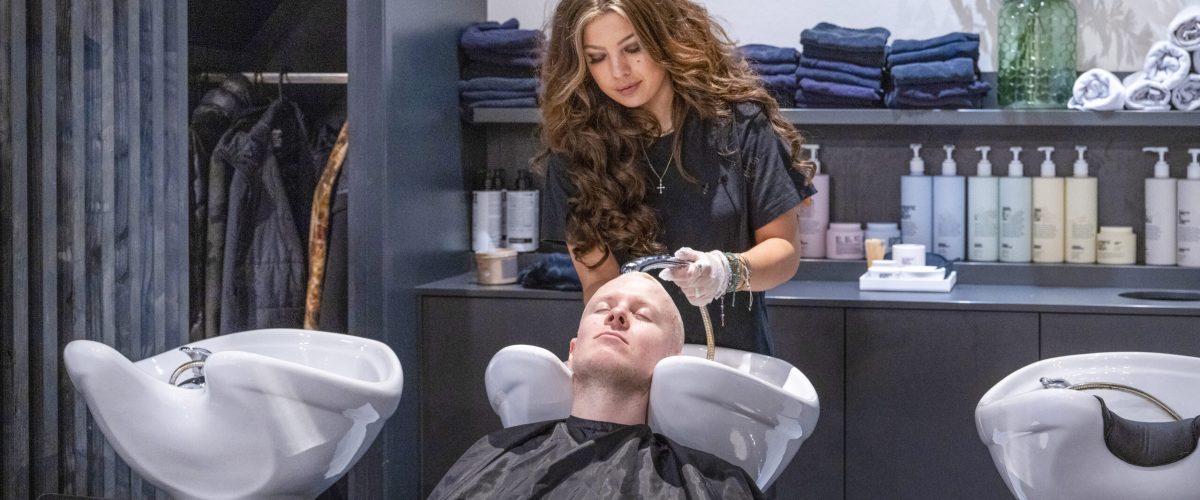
xmin=1097 ymin=226 xmax=1136 ymax=265
xmin=891 ymin=243 xmax=926 ymax=267
xmin=826 ymin=223 xmax=865 ymax=260
xmin=864 ymin=222 xmax=902 ymax=255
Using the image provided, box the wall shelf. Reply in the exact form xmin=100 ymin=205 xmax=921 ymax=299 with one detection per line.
xmin=469 ymin=107 xmax=1200 ymax=128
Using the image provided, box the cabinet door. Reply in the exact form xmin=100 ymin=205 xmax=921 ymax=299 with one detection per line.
xmin=1042 ymin=313 xmax=1200 ymax=358
xmin=767 ymin=306 xmax=846 ymax=500
xmin=845 ymin=309 xmax=1038 ymax=500
xmin=419 ymin=296 xmax=583 ymax=496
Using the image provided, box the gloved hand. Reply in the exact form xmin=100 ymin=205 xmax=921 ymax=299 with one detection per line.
xmin=658 ymin=247 xmax=730 ymax=306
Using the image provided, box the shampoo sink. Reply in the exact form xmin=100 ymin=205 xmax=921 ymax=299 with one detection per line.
xmin=64 ymin=328 xmax=404 ymax=500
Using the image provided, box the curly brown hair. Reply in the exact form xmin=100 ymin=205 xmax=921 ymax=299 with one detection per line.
xmin=534 ymin=0 xmax=813 ymax=268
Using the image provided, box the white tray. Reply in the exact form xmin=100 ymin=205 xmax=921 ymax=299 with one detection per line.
xmin=859 ymin=271 xmax=957 ymax=292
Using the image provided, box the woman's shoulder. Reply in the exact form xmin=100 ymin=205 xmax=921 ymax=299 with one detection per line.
xmin=730 ymin=101 xmax=768 ymax=125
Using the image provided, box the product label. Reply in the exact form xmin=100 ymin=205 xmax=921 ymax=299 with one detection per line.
xmin=1000 ymin=208 xmax=1027 ymax=237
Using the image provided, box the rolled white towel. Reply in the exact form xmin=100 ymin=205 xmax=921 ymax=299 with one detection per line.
xmin=1068 ymin=69 xmax=1125 ymax=111
xmin=1171 ymin=74 xmax=1200 ymax=111
xmin=1169 ymin=6 xmax=1200 ymax=51
xmin=1194 ymin=49 xmax=1200 ymax=74
xmin=1124 ymin=75 xmax=1172 ymax=111
xmin=1142 ymin=41 xmax=1191 ymax=89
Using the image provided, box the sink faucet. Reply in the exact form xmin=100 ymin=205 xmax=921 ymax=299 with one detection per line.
xmin=171 ymin=346 xmax=212 ymax=388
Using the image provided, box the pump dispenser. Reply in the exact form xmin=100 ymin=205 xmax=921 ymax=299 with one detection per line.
xmin=1065 ymin=145 xmax=1098 ymax=263
xmin=1143 ymin=147 xmax=1177 ymax=265
xmin=932 ymin=145 xmax=965 ymax=260
xmin=999 ymin=146 xmax=1032 ymax=262
xmin=798 ymin=144 xmax=830 ymax=258
xmin=968 ymin=146 xmax=1000 ymax=261
xmin=901 ymin=144 xmax=933 ymax=247
xmin=1032 ymin=146 xmax=1065 ymax=263
xmin=1178 ymin=148 xmax=1200 ymax=267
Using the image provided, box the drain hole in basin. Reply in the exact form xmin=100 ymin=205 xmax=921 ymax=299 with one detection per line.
xmin=1118 ymin=291 xmax=1200 ymax=301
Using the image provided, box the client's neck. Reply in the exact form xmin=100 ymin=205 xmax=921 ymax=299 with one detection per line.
xmin=570 ymin=380 xmax=649 ymax=426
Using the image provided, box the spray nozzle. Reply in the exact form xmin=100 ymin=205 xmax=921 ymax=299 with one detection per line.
xmin=801 ymin=144 xmax=822 ymax=174
xmin=1073 ymin=145 xmax=1089 ymax=177
xmin=941 ymin=145 xmax=957 ymax=176
xmin=1143 ymin=147 xmax=1170 ymax=178
xmin=1037 ymin=146 xmax=1055 ymax=177
xmin=908 ymin=143 xmax=925 ymax=175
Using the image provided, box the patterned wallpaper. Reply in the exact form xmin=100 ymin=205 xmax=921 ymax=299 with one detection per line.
xmin=489 ymin=0 xmax=1200 ymax=71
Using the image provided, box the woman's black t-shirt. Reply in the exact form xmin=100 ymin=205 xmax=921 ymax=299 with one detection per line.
xmin=541 ymin=102 xmax=815 ymax=354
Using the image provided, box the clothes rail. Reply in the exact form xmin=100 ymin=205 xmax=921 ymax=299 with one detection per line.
xmin=195 ymin=72 xmax=349 ymax=84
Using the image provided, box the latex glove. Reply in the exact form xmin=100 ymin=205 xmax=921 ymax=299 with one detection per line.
xmin=658 ymin=247 xmax=730 ymax=306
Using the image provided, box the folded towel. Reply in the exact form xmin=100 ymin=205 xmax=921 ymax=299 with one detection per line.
xmin=885 ymin=92 xmax=984 ymax=109
xmin=799 ymin=78 xmax=882 ymax=102
xmin=890 ymin=57 xmax=977 ymax=86
xmin=459 ymin=77 xmax=539 ymax=92
xmin=795 ymin=66 xmax=882 ymax=90
xmin=1123 ymin=74 xmax=1172 ymax=111
xmin=1067 ymin=69 xmax=1125 ymax=111
xmin=461 ymin=19 xmax=543 ymax=51
xmin=891 ymin=32 xmax=980 ymax=54
xmin=461 ymin=89 xmax=538 ymax=102
xmin=466 ymin=97 xmax=538 ymax=109
xmin=802 ymin=45 xmax=888 ymax=67
xmin=800 ymin=56 xmax=883 ymax=80
xmin=795 ymin=88 xmax=884 ymax=108
xmin=461 ymin=62 xmax=537 ymax=80
xmin=768 ymin=88 xmax=796 ymax=108
xmin=1171 ymin=74 xmax=1200 ymax=110
xmin=885 ymin=80 xmax=989 ymax=109
xmin=886 ymin=40 xmax=979 ymax=66
xmin=800 ymin=22 xmax=890 ymax=52
xmin=750 ymin=62 xmax=800 ymax=76
xmin=760 ymin=74 xmax=798 ymax=90
xmin=1142 ymin=41 xmax=1190 ymax=89
xmin=739 ymin=44 xmax=800 ymax=64
xmin=1169 ymin=6 xmax=1200 ymax=51
xmin=464 ymin=51 xmax=540 ymax=68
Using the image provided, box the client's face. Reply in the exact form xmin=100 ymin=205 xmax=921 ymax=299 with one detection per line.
xmin=570 ymin=273 xmax=683 ymax=390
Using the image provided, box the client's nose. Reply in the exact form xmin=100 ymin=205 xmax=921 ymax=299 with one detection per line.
xmin=605 ymin=309 xmax=629 ymax=329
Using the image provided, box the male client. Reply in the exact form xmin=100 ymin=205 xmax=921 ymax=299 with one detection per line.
xmin=429 ymin=272 xmax=762 ymax=499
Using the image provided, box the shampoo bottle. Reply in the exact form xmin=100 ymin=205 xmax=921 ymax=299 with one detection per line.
xmin=901 ymin=144 xmax=933 ymax=247
xmin=505 ymin=170 xmax=540 ymax=252
xmin=968 ymin=146 xmax=999 ymax=261
xmin=1143 ymin=147 xmax=1177 ymax=265
xmin=472 ymin=169 xmax=504 ymax=251
xmin=1065 ymin=145 xmax=1098 ymax=264
xmin=1178 ymin=149 xmax=1200 ymax=267
xmin=1032 ymin=146 xmax=1065 ymax=263
xmin=933 ymin=145 xmax=966 ymax=260
xmin=999 ymin=146 xmax=1032 ymax=263
xmin=798 ymin=144 xmax=830 ymax=258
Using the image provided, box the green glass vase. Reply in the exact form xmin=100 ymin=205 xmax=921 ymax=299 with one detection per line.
xmin=997 ymin=0 xmax=1077 ymax=109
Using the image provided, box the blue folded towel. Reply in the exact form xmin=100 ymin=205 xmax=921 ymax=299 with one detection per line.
xmin=461 ymin=18 xmax=543 ymax=51
xmin=887 ymin=40 xmax=979 ymax=66
xmin=800 ymin=56 xmax=883 ymax=80
xmin=460 ymin=89 xmax=538 ymax=102
xmin=740 ymin=44 xmax=800 ymax=64
xmin=800 ymin=22 xmax=890 ymax=52
xmin=890 ymin=58 xmax=978 ymax=86
xmin=799 ymin=78 xmax=883 ymax=102
xmin=887 ymin=80 xmax=990 ymax=102
xmin=802 ymin=46 xmax=888 ymax=68
xmin=885 ymin=92 xmax=984 ymax=109
xmin=459 ymin=77 xmax=539 ymax=92
xmin=795 ymin=66 xmax=882 ymax=90
xmin=462 ymin=62 xmax=537 ymax=80
xmin=466 ymin=97 xmax=538 ymax=109
xmin=795 ymin=88 xmax=884 ymax=108
xmin=891 ymin=32 xmax=980 ymax=54
xmin=760 ymin=74 xmax=798 ymax=90
xmin=751 ymin=62 xmax=800 ymax=76
xmin=464 ymin=51 xmax=540 ymax=68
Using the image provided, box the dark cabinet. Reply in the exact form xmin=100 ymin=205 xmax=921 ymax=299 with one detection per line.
xmin=844 ymin=308 xmax=1038 ymax=500
xmin=1041 ymin=313 xmax=1200 ymax=358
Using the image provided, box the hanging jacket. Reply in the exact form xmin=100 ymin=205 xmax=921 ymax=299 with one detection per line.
xmin=211 ymin=98 xmax=320 ymax=333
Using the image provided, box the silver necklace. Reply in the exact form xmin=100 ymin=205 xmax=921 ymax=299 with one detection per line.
xmin=641 ymin=145 xmax=672 ymax=195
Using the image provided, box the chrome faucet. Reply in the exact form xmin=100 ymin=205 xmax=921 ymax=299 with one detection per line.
xmin=170 ymin=346 xmax=212 ymax=389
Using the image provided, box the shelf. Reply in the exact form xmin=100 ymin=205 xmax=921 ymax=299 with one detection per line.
xmin=469 ymin=107 xmax=1200 ymax=128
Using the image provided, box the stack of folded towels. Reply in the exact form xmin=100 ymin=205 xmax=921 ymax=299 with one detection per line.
xmin=459 ymin=19 xmax=543 ymax=109
xmin=795 ymin=22 xmax=889 ymax=108
xmin=740 ymin=44 xmax=800 ymax=108
xmin=885 ymin=32 xmax=990 ymax=109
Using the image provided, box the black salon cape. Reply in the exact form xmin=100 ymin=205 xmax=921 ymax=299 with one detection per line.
xmin=429 ymin=416 xmax=763 ymax=499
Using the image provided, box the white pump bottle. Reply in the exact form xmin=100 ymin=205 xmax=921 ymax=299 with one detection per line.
xmin=1143 ymin=147 xmax=1177 ymax=265
xmin=999 ymin=146 xmax=1032 ymax=263
xmin=1032 ymin=146 xmax=1065 ymax=263
xmin=798 ymin=144 xmax=829 ymax=258
xmin=900 ymin=144 xmax=933 ymax=247
xmin=1177 ymin=149 xmax=1200 ymax=267
xmin=968 ymin=146 xmax=999 ymax=261
xmin=933 ymin=145 xmax=965 ymax=260
xmin=1065 ymin=146 xmax=1098 ymax=264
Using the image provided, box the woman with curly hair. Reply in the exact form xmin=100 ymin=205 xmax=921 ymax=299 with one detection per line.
xmin=537 ymin=0 xmax=815 ymax=354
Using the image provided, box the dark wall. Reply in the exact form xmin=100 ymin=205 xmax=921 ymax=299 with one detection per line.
xmin=188 ymin=0 xmax=346 ymax=73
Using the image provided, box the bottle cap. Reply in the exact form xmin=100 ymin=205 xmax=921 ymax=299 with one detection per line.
xmin=975 ymin=146 xmax=992 ymax=177
xmin=1037 ymin=146 xmax=1055 ymax=177
xmin=1073 ymin=146 xmax=1089 ymax=177
xmin=1142 ymin=147 xmax=1170 ymax=178
xmin=942 ymin=145 xmax=957 ymax=176
xmin=802 ymin=144 xmax=822 ymax=175
xmin=1008 ymin=146 xmax=1023 ymax=177
xmin=909 ymin=144 xmax=924 ymax=175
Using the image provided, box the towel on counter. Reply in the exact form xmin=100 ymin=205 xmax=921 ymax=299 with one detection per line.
xmin=887 ymin=40 xmax=980 ymax=66
xmin=799 ymin=56 xmax=883 ymax=80
xmin=800 ymin=22 xmax=890 ymax=67
xmin=799 ymin=78 xmax=882 ymax=102
xmin=890 ymin=57 xmax=978 ymax=86
xmin=1068 ymin=69 xmax=1125 ymax=111
xmin=1169 ymin=6 xmax=1200 ymax=51
xmin=795 ymin=66 xmax=882 ymax=90
xmin=739 ymin=44 xmax=800 ymax=64
xmin=891 ymin=32 xmax=980 ymax=54
xmin=461 ymin=90 xmax=539 ymax=102
xmin=1171 ymin=74 xmax=1200 ymax=111
xmin=794 ymin=88 xmax=884 ymax=108
xmin=466 ymin=97 xmax=538 ymax=109
xmin=885 ymin=80 xmax=990 ymax=109
xmin=1123 ymin=73 xmax=1172 ymax=111
xmin=760 ymin=74 xmax=798 ymax=90
xmin=1142 ymin=41 xmax=1191 ymax=89
xmin=750 ymin=62 xmax=800 ymax=75
xmin=459 ymin=77 xmax=539 ymax=92
xmin=461 ymin=18 xmax=543 ymax=52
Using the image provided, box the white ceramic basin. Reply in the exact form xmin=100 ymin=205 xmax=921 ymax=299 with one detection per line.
xmin=64 ymin=328 xmax=404 ymax=500
xmin=484 ymin=344 xmax=820 ymax=490
xmin=976 ymin=352 xmax=1200 ymax=500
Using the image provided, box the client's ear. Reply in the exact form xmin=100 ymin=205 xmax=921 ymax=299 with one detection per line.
xmin=567 ymin=338 xmax=576 ymax=369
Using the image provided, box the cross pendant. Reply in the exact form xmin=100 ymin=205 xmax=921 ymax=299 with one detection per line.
xmin=656 ymin=181 xmax=665 ymax=194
